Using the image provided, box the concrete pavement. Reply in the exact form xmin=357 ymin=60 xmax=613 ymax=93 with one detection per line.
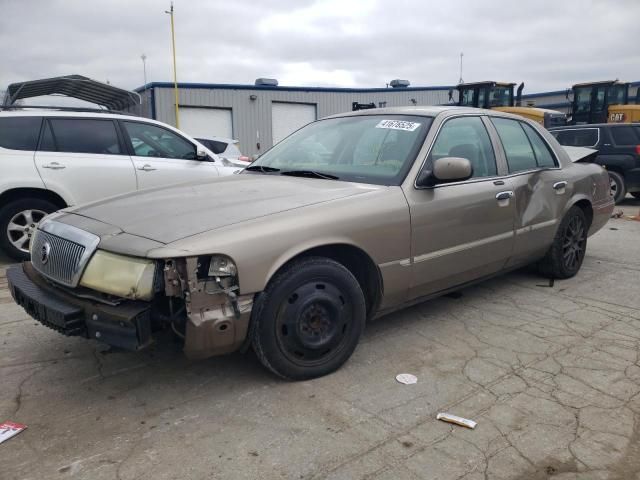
xmin=1 ymin=197 xmax=640 ymax=480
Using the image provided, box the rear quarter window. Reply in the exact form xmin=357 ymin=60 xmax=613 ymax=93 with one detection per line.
xmin=611 ymin=126 xmax=639 ymax=146
xmin=0 ymin=116 xmax=42 ymax=150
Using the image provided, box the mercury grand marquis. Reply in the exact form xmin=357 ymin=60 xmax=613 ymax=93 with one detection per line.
xmin=7 ymin=107 xmax=614 ymax=380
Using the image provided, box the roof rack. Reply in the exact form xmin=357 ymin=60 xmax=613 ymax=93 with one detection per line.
xmin=0 ymin=105 xmax=132 ymax=114
xmin=2 ymin=74 xmax=141 ymax=111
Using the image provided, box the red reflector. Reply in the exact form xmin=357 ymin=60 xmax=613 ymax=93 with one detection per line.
xmin=636 ymin=145 xmax=640 ymax=156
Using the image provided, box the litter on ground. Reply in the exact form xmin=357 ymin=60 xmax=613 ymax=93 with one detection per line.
xmin=436 ymin=412 xmax=477 ymax=429
xmin=0 ymin=421 xmax=27 ymax=445
xmin=395 ymin=373 xmax=418 ymax=385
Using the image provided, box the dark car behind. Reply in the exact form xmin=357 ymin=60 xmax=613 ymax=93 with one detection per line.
xmin=550 ymin=124 xmax=640 ymax=203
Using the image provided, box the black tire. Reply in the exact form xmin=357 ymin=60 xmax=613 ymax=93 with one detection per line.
xmin=0 ymin=198 xmax=58 ymax=261
xmin=538 ymin=206 xmax=588 ymax=279
xmin=252 ymin=256 xmax=366 ymax=380
xmin=631 ymin=192 xmax=640 ymax=200
xmin=608 ymin=171 xmax=626 ymax=204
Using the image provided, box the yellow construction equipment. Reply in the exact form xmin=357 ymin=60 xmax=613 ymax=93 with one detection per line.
xmin=569 ymin=80 xmax=640 ymax=124
xmin=454 ymin=81 xmax=567 ymax=128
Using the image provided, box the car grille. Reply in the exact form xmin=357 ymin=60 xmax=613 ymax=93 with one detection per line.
xmin=30 ymin=221 xmax=100 ymax=288
xmin=31 ymin=230 xmax=86 ymax=287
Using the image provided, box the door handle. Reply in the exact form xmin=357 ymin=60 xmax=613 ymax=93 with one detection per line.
xmin=495 ymin=191 xmax=514 ymax=201
xmin=553 ymin=181 xmax=568 ymax=190
xmin=41 ymin=162 xmax=66 ymax=170
xmin=137 ymin=164 xmax=157 ymax=172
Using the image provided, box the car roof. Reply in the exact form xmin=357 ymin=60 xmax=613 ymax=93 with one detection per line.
xmin=0 ymin=109 xmax=145 ymax=122
xmin=325 ymin=105 xmax=530 ymax=121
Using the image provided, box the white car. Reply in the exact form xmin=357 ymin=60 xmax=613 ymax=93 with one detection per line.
xmin=195 ymin=136 xmax=252 ymax=167
xmin=0 ymin=110 xmax=242 ymax=260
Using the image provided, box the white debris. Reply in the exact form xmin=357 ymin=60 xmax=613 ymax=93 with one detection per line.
xmin=436 ymin=412 xmax=477 ymax=429
xmin=395 ymin=373 xmax=418 ymax=385
xmin=0 ymin=421 xmax=27 ymax=444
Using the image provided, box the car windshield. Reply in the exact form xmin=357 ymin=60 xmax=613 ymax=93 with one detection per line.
xmin=246 ymin=115 xmax=432 ymax=185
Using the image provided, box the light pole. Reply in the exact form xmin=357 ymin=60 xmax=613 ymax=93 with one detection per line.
xmin=165 ymin=2 xmax=180 ymax=128
xmin=458 ymin=52 xmax=464 ymax=84
xmin=141 ymin=53 xmax=147 ymax=86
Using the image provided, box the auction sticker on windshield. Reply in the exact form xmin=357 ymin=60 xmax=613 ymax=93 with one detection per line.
xmin=376 ymin=119 xmax=421 ymax=131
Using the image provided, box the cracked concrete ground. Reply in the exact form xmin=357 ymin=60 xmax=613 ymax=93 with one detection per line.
xmin=1 ymin=198 xmax=640 ymax=480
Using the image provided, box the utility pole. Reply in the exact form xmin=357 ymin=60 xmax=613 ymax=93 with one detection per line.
xmin=458 ymin=52 xmax=464 ymax=84
xmin=141 ymin=53 xmax=147 ymax=86
xmin=165 ymin=2 xmax=180 ymax=128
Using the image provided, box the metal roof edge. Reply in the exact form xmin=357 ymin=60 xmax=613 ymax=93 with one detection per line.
xmin=134 ymin=82 xmax=455 ymax=94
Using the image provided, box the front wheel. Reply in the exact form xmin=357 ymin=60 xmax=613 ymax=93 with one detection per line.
xmin=252 ymin=257 xmax=366 ymax=380
xmin=538 ymin=206 xmax=588 ymax=279
xmin=0 ymin=198 xmax=57 ymax=261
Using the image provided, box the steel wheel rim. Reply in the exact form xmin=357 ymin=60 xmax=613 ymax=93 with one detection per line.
xmin=275 ymin=279 xmax=352 ymax=367
xmin=7 ymin=209 xmax=47 ymax=254
xmin=562 ymin=215 xmax=586 ymax=271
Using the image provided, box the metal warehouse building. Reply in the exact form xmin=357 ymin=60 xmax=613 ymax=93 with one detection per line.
xmin=135 ymin=79 xmax=640 ymax=156
xmin=135 ymin=81 xmax=451 ymax=156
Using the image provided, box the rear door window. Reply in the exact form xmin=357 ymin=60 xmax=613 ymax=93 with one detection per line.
xmin=553 ymin=128 xmax=599 ymax=147
xmin=43 ymin=119 xmax=122 ymax=154
xmin=611 ymin=126 xmax=639 ymax=146
xmin=0 ymin=116 xmax=42 ymax=150
xmin=491 ymin=117 xmax=538 ymax=173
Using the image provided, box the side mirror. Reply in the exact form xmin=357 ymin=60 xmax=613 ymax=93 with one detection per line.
xmin=416 ymin=157 xmax=473 ymax=187
xmin=196 ymin=149 xmax=208 ymax=160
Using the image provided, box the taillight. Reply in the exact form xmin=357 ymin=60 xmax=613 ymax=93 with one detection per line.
xmin=238 ymin=155 xmax=252 ymax=162
xmin=635 ymin=145 xmax=640 ymax=156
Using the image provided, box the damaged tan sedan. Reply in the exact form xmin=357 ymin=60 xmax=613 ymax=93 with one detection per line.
xmin=8 ymin=107 xmax=614 ymax=380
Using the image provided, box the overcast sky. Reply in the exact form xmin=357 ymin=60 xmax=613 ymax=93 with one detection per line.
xmin=1 ymin=0 xmax=638 ymax=95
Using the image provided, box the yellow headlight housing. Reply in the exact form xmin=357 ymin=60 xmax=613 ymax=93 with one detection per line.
xmin=80 ymin=250 xmax=156 ymax=301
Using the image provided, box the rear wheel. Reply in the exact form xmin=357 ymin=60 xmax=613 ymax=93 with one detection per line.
xmin=608 ymin=171 xmax=626 ymax=204
xmin=252 ymin=257 xmax=366 ymax=380
xmin=0 ymin=198 xmax=57 ymax=261
xmin=538 ymin=206 xmax=588 ymax=279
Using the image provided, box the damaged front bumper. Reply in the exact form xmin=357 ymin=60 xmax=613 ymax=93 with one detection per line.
xmin=7 ymin=262 xmax=253 ymax=358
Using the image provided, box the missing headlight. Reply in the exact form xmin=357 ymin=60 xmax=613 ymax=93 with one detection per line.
xmin=197 ymin=255 xmax=237 ymax=280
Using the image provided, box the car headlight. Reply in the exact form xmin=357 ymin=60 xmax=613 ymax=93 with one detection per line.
xmin=207 ymin=255 xmax=237 ymax=278
xmin=80 ymin=250 xmax=156 ymax=301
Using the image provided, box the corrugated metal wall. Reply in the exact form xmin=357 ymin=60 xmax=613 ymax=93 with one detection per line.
xmin=141 ymin=81 xmax=640 ymax=155
xmin=148 ymin=86 xmax=451 ymax=155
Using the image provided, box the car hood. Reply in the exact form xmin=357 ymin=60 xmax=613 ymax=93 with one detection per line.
xmin=64 ymin=174 xmax=379 ymax=244
xmin=562 ymin=146 xmax=598 ymax=163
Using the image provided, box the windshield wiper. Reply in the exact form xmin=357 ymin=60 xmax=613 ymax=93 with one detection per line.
xmin=244 ymin=165 xmax=281 ymax=173
xmin=280 ymin=170 xmax=339 ymax=180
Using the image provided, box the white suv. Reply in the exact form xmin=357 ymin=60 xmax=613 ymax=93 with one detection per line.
xmin=0 ymin=110 xmax=242 ymax=260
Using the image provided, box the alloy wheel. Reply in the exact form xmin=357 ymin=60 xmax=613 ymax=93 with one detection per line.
xmin=562 ymin=215 xmax=586 ymax=271
xmin=7 ymin=209 xmax=47 ymax=254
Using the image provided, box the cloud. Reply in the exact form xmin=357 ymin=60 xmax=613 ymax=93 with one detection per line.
xmin=0 ymin=0 xmax=638 ymax=94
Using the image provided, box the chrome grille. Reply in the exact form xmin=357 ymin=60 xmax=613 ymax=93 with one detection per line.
xmin=30 ymin=220 xmax=100 ymax=287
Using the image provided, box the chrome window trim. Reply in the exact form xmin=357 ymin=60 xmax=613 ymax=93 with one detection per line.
xmin=550 ymin=127 xmax=600 ymax=148
xmin=34 ymin=219 xmax=100 ymax=287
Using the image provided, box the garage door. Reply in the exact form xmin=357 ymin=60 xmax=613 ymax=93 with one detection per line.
xmin=272 ymin=102 xmax=317 ymax=144
xmin=180 ymin=107 xmax=233 ymax=139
